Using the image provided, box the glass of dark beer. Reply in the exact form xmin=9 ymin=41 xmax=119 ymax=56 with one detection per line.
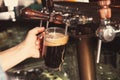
xmin=43 ymin=27 xmax=68 ymax=71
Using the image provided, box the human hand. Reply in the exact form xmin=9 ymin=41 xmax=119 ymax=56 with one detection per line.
xmin=22 ymin=27 xmax=45 ymax=58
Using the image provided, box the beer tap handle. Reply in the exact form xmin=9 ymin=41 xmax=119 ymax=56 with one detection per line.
xmin=20 ymin=8 xmax=63 ymax=24
xmin=21 ymin=8 xmax=49 ymax=20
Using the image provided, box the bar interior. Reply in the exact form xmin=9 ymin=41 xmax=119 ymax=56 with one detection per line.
xmin=0 ymin=0 xmax=120 ymax=80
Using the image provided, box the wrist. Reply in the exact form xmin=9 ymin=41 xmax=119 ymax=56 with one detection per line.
xmin=17 ymin=41 xmax=31 ymax=59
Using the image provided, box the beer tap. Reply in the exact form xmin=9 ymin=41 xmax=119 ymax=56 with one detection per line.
xmin=96 ymin=0 xmax=120 ymax=63
xmin=38 ymin=0 xmax=54 ymax=28
xmin=45 ymin=0 xmax=54 ymax=29
xmin=96 ymin=0 xmax=111 ymax=63
xmin=21 ymin=5 xmax=94 ymax=28
xmin=21 ymin=7 xmax=93 ymax=25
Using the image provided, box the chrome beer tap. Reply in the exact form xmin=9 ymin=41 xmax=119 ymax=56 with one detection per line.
xmin=96 ymin=0 xmax=120 ymax=63
xmin=45 ymin=0 xmax=54 ymax=29
xmin=21 ymin=8 xmax=93 ymax=26
xmin=96 ymin=0 xmax=111 ymax=63
xmin=40 ymin=0 xmax=54 ymax=28
xmin=21 ymin=0 xmax=94 ymax=27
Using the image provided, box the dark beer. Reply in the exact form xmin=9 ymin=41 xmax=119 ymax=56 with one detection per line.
xmin=44 ymin=31 xmax=68 ymax=70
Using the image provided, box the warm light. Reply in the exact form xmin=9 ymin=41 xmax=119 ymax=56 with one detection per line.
xmin=65 ymin=0 xmax=89 ymax=2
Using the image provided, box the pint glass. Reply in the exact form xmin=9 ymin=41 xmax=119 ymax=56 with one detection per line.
xmin=43 ymin=27 xmax=68 ymax=71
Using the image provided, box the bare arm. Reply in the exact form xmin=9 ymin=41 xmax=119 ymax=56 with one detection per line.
xmin=0 ymin=27 xmax=44 ymax=71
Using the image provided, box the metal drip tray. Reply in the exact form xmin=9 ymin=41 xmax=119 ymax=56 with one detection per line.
xmin=7 ymin=61 xmax=70 ymax=80
xmin=7 ymin=70 xmax=66 ymax=80
xmin=8 ymin=67 xmax=70 ymax=80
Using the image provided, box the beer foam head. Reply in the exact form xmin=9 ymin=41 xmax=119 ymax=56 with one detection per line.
xmin=45 ymin=32 xmax=68 ymax=46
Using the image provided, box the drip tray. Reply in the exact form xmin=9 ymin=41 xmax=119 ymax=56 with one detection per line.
xmin=6 ymin=60 xmax=70 ymax=80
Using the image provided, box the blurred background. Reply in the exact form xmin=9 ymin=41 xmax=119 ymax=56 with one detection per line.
xmin=0 ymin=0 xmax=120 ymax=80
